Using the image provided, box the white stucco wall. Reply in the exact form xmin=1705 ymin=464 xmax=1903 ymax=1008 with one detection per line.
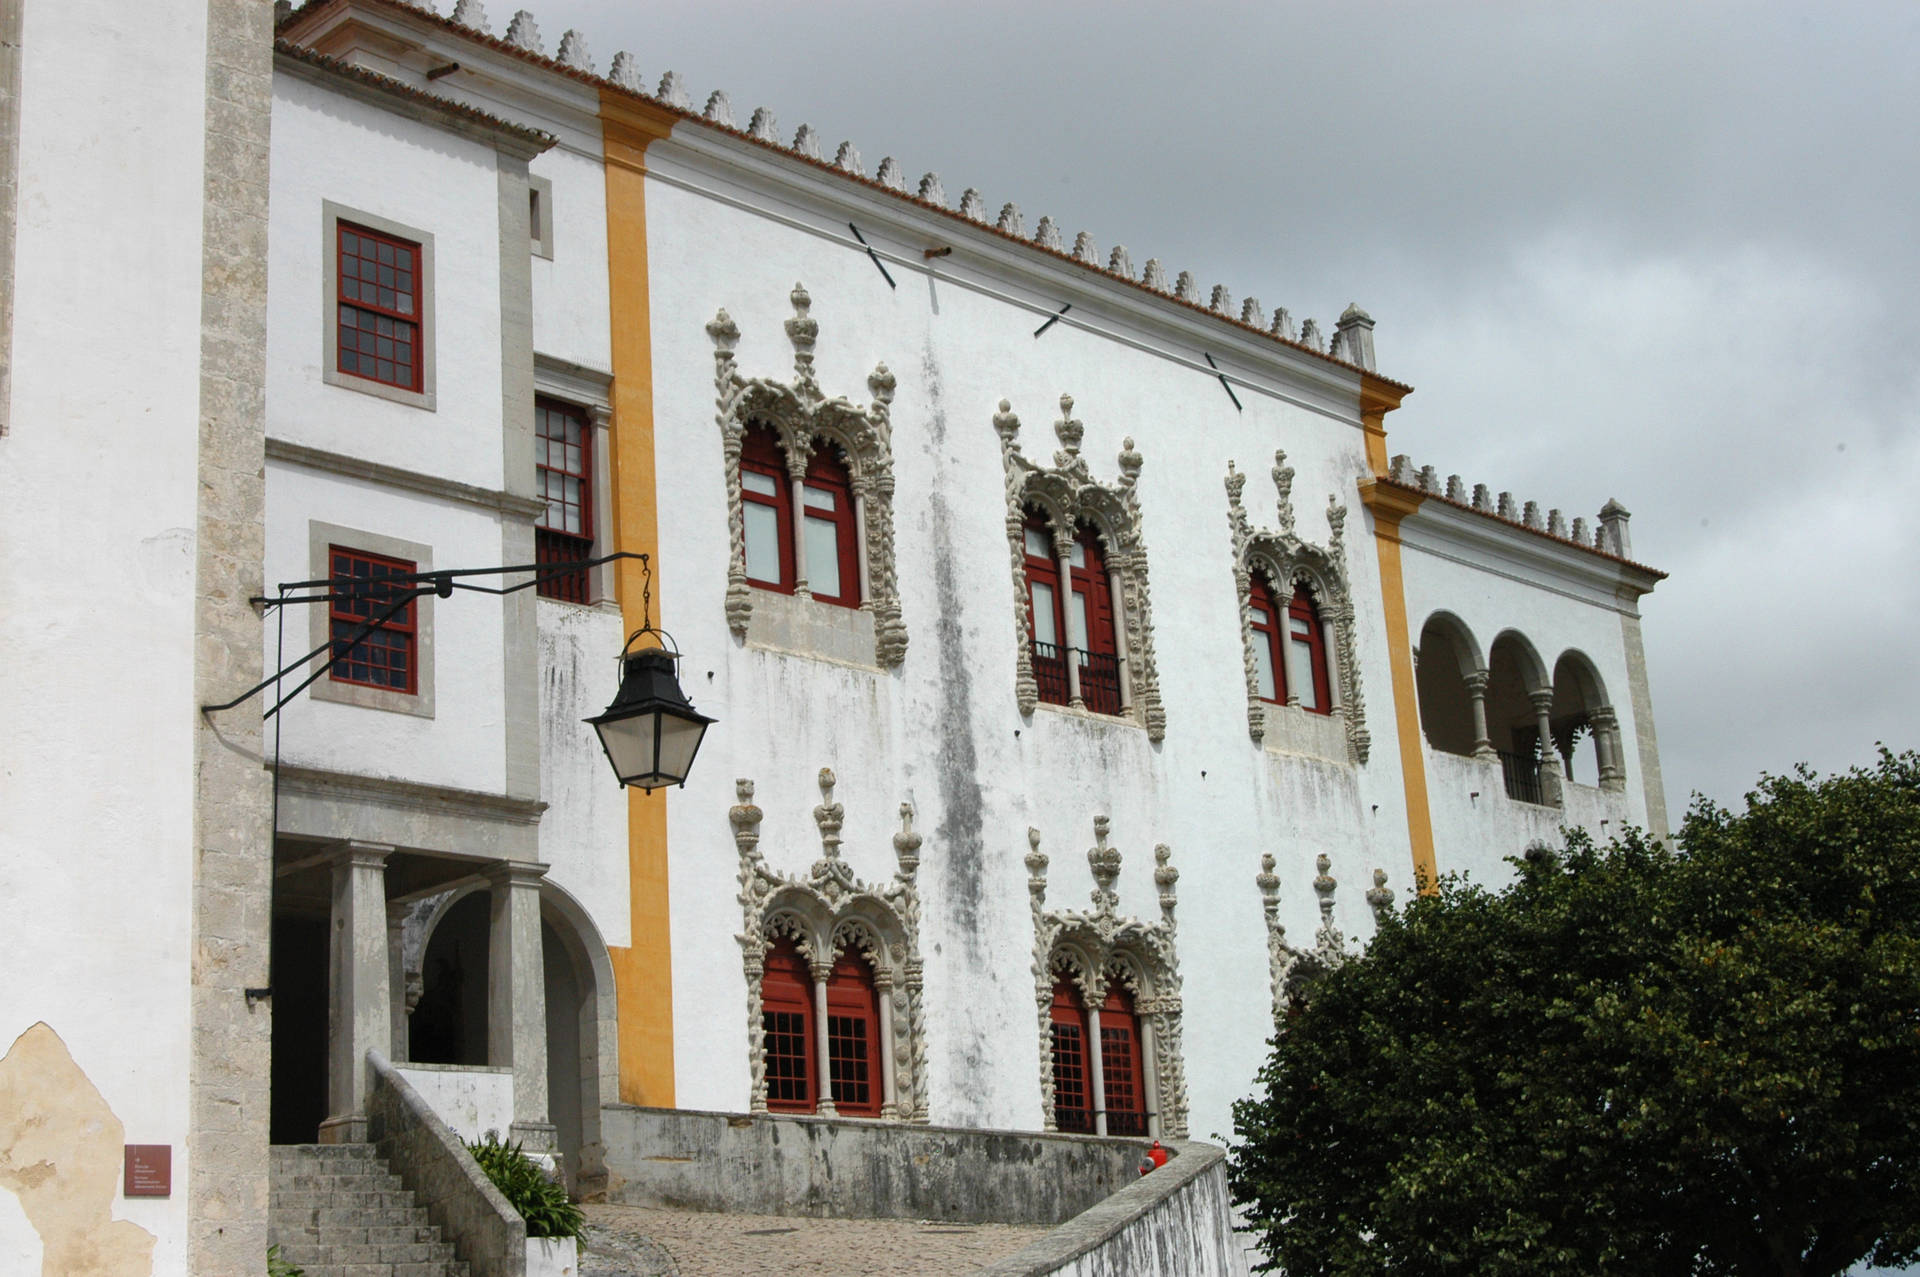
xmin=396 ymin=1064 xmax=514 ymax=1144
xmin=637 ymin=137 xmax=1423 ymax=1150
xmin=0 ymin=0 xmax=213 ymax=1269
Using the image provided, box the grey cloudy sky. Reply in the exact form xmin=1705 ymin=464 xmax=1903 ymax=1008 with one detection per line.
xmin=531 ymin=0 xmax=1920 ymax=814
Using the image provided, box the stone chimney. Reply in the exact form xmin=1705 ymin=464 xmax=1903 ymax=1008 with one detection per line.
xmin=1598 ymin=499 xmax=1632 ymax=559
xmin=1334 ymin=303 xmax=1376 ymax=372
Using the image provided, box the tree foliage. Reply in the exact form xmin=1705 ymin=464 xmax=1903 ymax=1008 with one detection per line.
xmin=1230 ymin=750 xmax=1920 ymax=1276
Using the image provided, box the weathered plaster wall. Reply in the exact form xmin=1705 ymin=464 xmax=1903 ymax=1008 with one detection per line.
xmin=637 ymin=139 xmax=1420 ymax=1151
xmin=535 ymin=602 xmax=631 ymax=947
xmin=0 ymin=0 xmax=223 ymax=1268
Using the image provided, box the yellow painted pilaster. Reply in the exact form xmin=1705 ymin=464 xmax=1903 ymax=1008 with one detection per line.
xmin=600 ymin=92 xmax=679 ymax=1106
xmin=1361 ymin=478 xmax=1437 ymax=891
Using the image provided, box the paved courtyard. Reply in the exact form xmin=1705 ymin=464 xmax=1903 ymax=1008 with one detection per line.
xmin=579 ymin=1203 xmax=1051 ymax=1276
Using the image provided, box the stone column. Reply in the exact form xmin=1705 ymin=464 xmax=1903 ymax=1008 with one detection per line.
xmin=1530 ymin=690 xmax=1564 ymax=806
xmin=1278 ymin=594 xmax=1308 ymax=708
xmin=809 ymin=961 xmax=837 ymax=1116
xmin=1319 ymin=616 xmax=1343 ymax=714
xmin=875 ymin=971 xmax=899 ymax=1120
xmin=488 ymin=861 xmax=555 ymax=1151
xmin=387 ymin=903 xmax=410 ymax=1065
xmin=1055 ymin=539 xmax=1083 ymax=706
xmin=1139 ymin=1008 xmax=1163 ymax=1139
xmin=790 ymin=475 xmax=811 ymax=598
xmin=1592 ymin=706 xmax=1626 ymax=791
xmin=1465 ymin=671 xmax=1496 ymax=759
xmin=852 ymin=486 xmax=873 ymax=609
xmin=1086 ymin=1004 xmax=1108 ymax=1137
xmin=320 ymin=841 xmax=393 ymax=1145
xmin=1107 ymin=564 xmax=1134 ymax=711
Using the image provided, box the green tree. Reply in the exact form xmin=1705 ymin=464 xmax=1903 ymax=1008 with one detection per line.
xmin=1230 ymin=750 xmax=1920 ymax=1276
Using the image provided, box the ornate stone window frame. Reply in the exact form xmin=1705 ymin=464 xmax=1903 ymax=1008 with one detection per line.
xmin=733 ymin=769 xmax=927 ymax=1121
xmin=706 ymin=285 xmax=906 ymax=668
xmin=1025 ymin=818 xmax=1187 ymax=1138
xmin=995 ymin=395 xmax=1165 ymax=740
xmin=1256 ymin=852 xmax=1395 ymax=1022
xmin=1225 ymin=453 xmax=1368 ymax=764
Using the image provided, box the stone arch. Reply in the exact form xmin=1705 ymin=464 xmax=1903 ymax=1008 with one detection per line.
xmin=538 ymin=880 xmax=617 ymax=1197
xmin=1488 ymin=630 xmax=1558 ymax=804
xmin=410 ymin=884 xmax=490 ymax=1066
xmin=1552 ymin=649 xmax=1624 ymax=790
xmin=1416 ymin=611 xmax=1485 ymax=757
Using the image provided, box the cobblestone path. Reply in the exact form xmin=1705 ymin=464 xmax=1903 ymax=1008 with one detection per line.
xmin=579 ymin=1203 xmax=1050 ymax=1276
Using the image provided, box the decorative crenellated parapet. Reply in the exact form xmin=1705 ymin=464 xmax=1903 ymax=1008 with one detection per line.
xmin=735 ymin=770 xmax=929 ymax=1123
xmin=958 ymin=188 xmax=988 ymax=222
xmin=1029 ymin=819 xmax=1187 ymax=1138
xmin=995 ymin=395 xmax=1165 ymax=739
xmin=1224 ymin=455 xmax=1369 ymax=761
xmin=606 ymin=50 xmax=642 ymax=91
xmin=450 ymin=0 xmax=491 ymax=33
xmin=504 ymin=8 xmax=541 ymax=53
xmin=1386 ymin=454 xmax=1644 ymax=560
xmin=874 ymin=156 xmax=906 ymax=192
xmin=1258 ymin=852 xmax=1391 ymax=1023
xmin=707 ymin=284 xmax=907 ymax=666
xmin=555 ymin=28 xmax=592 ymax=71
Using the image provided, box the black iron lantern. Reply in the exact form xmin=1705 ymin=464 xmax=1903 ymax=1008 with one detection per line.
xmin=587 ymin=629 xmax=715 ymax=791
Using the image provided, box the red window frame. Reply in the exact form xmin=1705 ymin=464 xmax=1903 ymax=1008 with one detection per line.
xmin=1099 ymin=983 xmax=1148 ymax=1137
xmin=535 ymin=396 xmax=593 ymax=603
xmin=761 ymin=937 xmax=815 ymax=1114
xmin=1049 ymin=978 xmax=1094 ymax=1134
xmin=1289 ymin=586 xmax=1334 ymax=715
xmin=1069 ymin=525 xmax=1122 ymax=715
xmin=825 ymin=951 xmax=882 ymax=1117
xmin=1248 ymin=571 xmax=1286 ymax=705
xmin=328 ymin=546 xmax=418 ymax=694
xmin=800 ymin=441 xmax=862 ymax=609
xmin=336 ymin=222 xmax=423 ymax=392
xmin=740 ymin=423 xmax=796 ymax=593
xmin=1023 ymin=511 xmax=1069 ymax=707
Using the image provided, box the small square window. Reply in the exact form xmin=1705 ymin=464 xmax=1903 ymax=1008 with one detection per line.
xmin=322 ymin=201 xmax=436 ymax=410
xmin=307 ymin=522 xmax=435 ymax=718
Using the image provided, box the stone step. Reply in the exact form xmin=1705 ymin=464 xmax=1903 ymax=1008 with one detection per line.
xmin=269 ymin=1143 xmax=472 ymax=1277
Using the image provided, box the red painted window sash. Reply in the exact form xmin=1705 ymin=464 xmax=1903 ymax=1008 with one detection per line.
xmin=1289 ymin=590 xmax=1334 ymax=715
xmin=801 ymin=442 xmax=862 ymax=609
xmin=1049 ymin=979 xmax=1094 ymax=1133
xmin=535 ymin=397 xmax=593 ymax=602
xmin=1099 ymin=984 xmax=1148 ymax=1136
xmin=824 ymin=951 xmax=881 ymax=1117
xmin=761 ymin=939 xmax=815 ymax=1113
xmin=1069 ymin=527 xmax=1119 ymax=660
xmin=1249 ymin=572 xmax=1287 ymax=705
xmin=327 ymin=546 xmax=418 ymax=695
xmin=740 ymin=424 xmax=796 ymax=593
xmin=336 ymin=222 xmax=423 ymax=391
xmin=1023 ymin=512 xmax=1071 ymax=707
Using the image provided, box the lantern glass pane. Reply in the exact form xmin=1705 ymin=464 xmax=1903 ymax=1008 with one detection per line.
xmin=594 ymin=713 xmax=659 ymax=783
xmin=654 ymin=713 xmax=708 ymax=783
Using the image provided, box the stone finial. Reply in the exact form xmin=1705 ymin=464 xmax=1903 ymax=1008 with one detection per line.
xmin=1255 ymin=852 xmax=1281 ymax=919
xmin=450 ymin=0 xmax=491 ymax=33
xmin=1389 ymin=454 xmax=1417 ymax=485
xmin=1571 ymin=516 xmax=1590 ymax=544
xmin=1300 ymin=318 xmax=1323 ymax=350
xmin=1273 ymin=449 xmax=1296 ymax=534
xmin=556 ymin=28 xmax=592 ymax=71
xmin=1548 ymin=508 xmax=1567 ymax=538
xmin=656 ymin=71 xmax=691 ymax=109
xmin=729 ymin=779 xmax=764 ymax=862
xmin=1496 ymin=491 xmax=1517 ymax=519
xmin=1335 ymin=302 xmax=1377 ymax=371
xmin=1472 ymin=483 xmax=1493 ymax=512
xmin=868 ymin=362 xmax=896 ymax=408
xmin=1033 ymin=216 xmax=1063 ymax=251
xmin=1174 ymin=271 xmax=1199 ymax=302
xmin=1313 ymin=853 xmax=1337 ymax=926
xmin=1025 ymin=828 xmax=1049 ymax=901
xmin=1117 ymin=436 xmax=1143 ymax=487
xmin=832 ymin=141 xmax=862 ymax=175
xmin=792 ymin=124 xmax=824 ymax=159
xmin=785 ymin=283 xmax=817 ymax=386
xmin=1052 ymin=393 xmax=1083 ymax=459
xmin=893 ymin=804 xmax=922 ymax=878
xmin=1418 ymin=465 xmax=1440 ymax=494
xmin=1071 ymin=231 xmax=1098 ymax=264
xmin=1365 ymin=868 xmax=1394 ymax=924
xmin=703 ymin=90 xmax=735 ymax=126
xmin=1328 ymin=329 xmax=1351 ymax=363
xmin=504 ymin=9 xmax=542 ymax=53
xmin=1209 ymin=284 xmax=1233 ymax=314
xmin=1141 ymin=259 xmax=1169 ymax=291
xmin=917 ymin=172 xmax=946 ymax=205
xmin=1240 ymin=296 xmax=1266 ymax=329
xmin=1599 ymin=499 xmax=1633 ymax=558
xmin=1522 ymin=500 xmax=1543 ymax=530
xmin=1154 ymin=845 xmax=1179 ymax=922
xmin=959 ymin=188 xmax=988 ymax=222
xmin=813 ymin=767 xmax=843 ymax=859
xmin=607 ymin=51 xmax=643 ymax=91
xmin=996 ymin=203 xmax=1025 ymax=236
xmin=1445 ymin=474 xmax=1466 ymax=502
xmin=1108 ymin=245 xmax=1134 ymax=278
xmin=1326 ymin=496 xmax=1348 ymax=564
xmin=705 ymin=308 xmax=739 ymax=364
xmin=1270 ymin=306 xmax=1296 ymax=341
xmin=747 ymin=107 xmax=779 ymax=142
xmin=1225 ymin=459 xmax=1246 ymax=508
xmin=1087 ymin=816 xmax=1122 ymax=916
xmin=993 ymin=398 xmax=1022 ymax=450
xmin=874 ymin=157 xmax=906 ymax=191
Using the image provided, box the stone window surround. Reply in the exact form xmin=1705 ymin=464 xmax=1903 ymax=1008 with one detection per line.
xmin=707 ymin=284 xmax=907 ymax=670
xmin=1225 ymin=453 xmax=1369 ymax=765
xmin=1026 ymin=820 xmax=1187 ymax=1140
xmin=996 ymin=395 xmax=1166 ymax=742
xmin=528 ymin=174 xmax=554 ymax=260
xmin=307 ymin=520 xmax=436 ymax=718
xmin=532 ymin=354 xmax=615 ymax=606
xmin=322 ymin=199 xmax=437 ymax=411
xmin=732 ymin=771 xmax=928 ymax=1123
xmin=1256 ymin=850 xmax=1394 ymax=1023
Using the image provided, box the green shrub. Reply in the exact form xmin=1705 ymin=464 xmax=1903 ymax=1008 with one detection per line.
xmin=465 ymin=1132 xmax=585 ymax=1240
xmin=266 ymin=1243 xmax=304 ymax=1277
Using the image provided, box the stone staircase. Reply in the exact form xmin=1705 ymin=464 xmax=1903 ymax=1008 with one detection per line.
xmin=270 ymin=1144 xmax=471 ymax=1277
